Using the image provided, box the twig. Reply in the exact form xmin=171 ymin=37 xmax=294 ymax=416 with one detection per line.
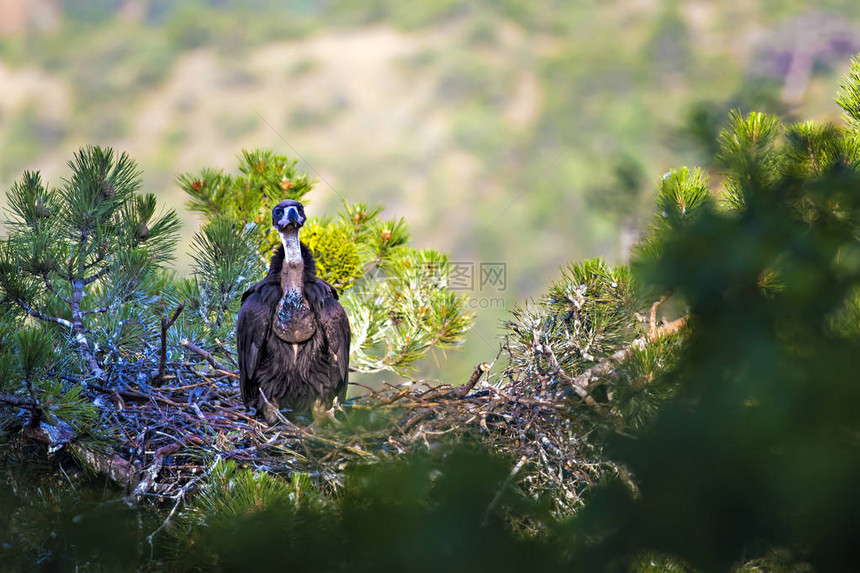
xmin=147 ymin=461 xmax=216 ymax=548
xmin=80 ymin=307 xmax=109 ymax=316
xmin=348 ymin=382 xmax=382 ymax=395
xmin=180 ymin=339 xmax=224 ymax=371
xmin=453 ymin=362 xmax=491 ymax=398
xmin=41 ymin=272 xmax=72 ymax=305
xmin=0 ymin=391 xmax=39 ymax=409
xmin=215 ymin=369 xmax=240 ymax=380
xmin=22 ymin=377 xmax=43 ymax=427
xmin=82 ymin=266 xmax=111 ymax=286
xmin=536 ymin=340 xmax=602 ymax=410
xmin=157 ymin=303 xmax=186 ymax=383
xmin=83 ymin=243 xmax=108 ymax=270
xmin=649 ymin=295 xmax=668 ymax=338
xmin=214 ymin=338 xmax=237 ymax=367
xmin=398 ymin=408 xmax=434 ymax=434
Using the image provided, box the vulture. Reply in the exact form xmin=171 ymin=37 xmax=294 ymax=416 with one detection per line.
xmin=237 ymin=200 xmax=350 ymax=424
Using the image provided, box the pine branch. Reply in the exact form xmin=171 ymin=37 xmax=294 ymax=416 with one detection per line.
xmin=453 ymin=361 xmax=491 ymax=398
xmin=649 ymin=295 xmax=669 ymax=338
xmin=0 ymin=391 xmax=38 ymax=408
xmin=214 ymin=338 xmax=236 ymax=367
xmin=538 ymin=339 xmax=604 ymax=411
xmin=67 ymin=278 xmax=104 ymax=379
xmin=83 ymin=266 xmax=111 ymax=286
xmin=564 ymin=317 xmax=687 ymax=397
xmin=84 ymin=244 xmax=108 ymax=270
xmin=21 ymin=420 xmax=141 ymax=487
xmin=80 ymin=307 xmax=108 ymax=316
xmin=66 ymin=252 xmax=75 ymax=281
xmin=22 ymin=377 xmax=43 ymax=427
xmin=15 ymin=298 xmax=73 ymax=328
xmin=42 ymin=272 xmax=72 ymax=305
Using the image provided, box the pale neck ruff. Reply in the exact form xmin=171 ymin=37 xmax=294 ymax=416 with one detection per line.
xmin=280 ymin=228 xmax=302 ymax=264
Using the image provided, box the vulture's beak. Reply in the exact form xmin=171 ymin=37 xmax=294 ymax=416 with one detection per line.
xmin=277 ymin=206 xmax=303 ymax=230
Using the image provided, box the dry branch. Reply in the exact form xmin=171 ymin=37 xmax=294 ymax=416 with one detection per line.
xmin=569 ymin=317 xmax=687 ymax=394
xmin=180 ymin=339 xmax=224 ymax=371
xmin=0 ymin=391 xmax=38 ymax=409
xmin=157 ymin=303 xmax=185 ymax=383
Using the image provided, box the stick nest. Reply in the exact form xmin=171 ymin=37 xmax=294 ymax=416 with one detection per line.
xmin=20 ymin=352 xmax=617 ymax=517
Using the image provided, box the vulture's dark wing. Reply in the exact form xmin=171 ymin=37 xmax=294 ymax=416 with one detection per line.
xmin=241 ymin=275 xmax=276 ymax=304
xmin=311 ymin=278 xmax=351 ymax=400
xmin=237 ymin=280 xmax=278 ymax=406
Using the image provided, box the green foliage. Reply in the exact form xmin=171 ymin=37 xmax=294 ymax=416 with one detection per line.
xmin=505 ymin=258 xmax=638 ymax=369
xmin=193 ymin=459 xmax=324 ymax=519
xmin=836 ymin=55 xmax=860 ymax=131
xmin=481 ymin=58 xmax=860 ymax=573
xmin=676 ymin=80 xmax=787 ymax=169
xmin=0 ymin=445 xmax=575 ymax=572
xmin=718 ymin=111 xmax=784 ymax=209
xmin=178 ymin=217 xmax=260 ymax=349
xmin=178 ymin=149 xmax=315 ymax=259
xmin=38 ymin=380 xmax=99 ymax=433
xmin=629 ymin=552 xmax=695 ymax=573
xmin=828 ymin=286 xmax=860 ymax=338
xmin=605 ymin=334 xmax=685 ymax=432
xmin=0 ymin=461 xmax=164 ymax=571
xmin=653 ymin=167 xmax=712 ymax=234
xmin=14 ymin=328 xmax=54 ymax=382
xmin=168 ymin=445 xmax=567 ymax=572
xmin=0 ymin=326 xmax=96 ymax=433
xmin=300 ymin=218 xmax=363 ymax=291
xmin=548 ymin=259 xmax=636 ymax=360
xmin=782 ymin=121 xmax=846 ymax=178
xmin=345 ymin=247 xmax=473 ymax=375
xmin=0 ymin=146 xmax=184 ymax=439
xmin=632 ymin=166 xmax=713 ymax=302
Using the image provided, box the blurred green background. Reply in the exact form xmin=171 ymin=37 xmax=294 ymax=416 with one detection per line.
xmin=1 ymin=0 xmax=859 ymax=384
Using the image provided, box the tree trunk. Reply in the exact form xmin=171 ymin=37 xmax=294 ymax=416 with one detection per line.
xmin=70 ymin=279 xmax=104 ymax=379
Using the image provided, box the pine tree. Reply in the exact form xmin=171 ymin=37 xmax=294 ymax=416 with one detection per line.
xmin=0 ymin=146 xmax=180 ymax=379
xmin=499 ymin=168 xmax=706 ymax=439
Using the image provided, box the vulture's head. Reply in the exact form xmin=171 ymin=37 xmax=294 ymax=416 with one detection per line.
xmin=272 ymin=200 xmax=306 ymax=232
